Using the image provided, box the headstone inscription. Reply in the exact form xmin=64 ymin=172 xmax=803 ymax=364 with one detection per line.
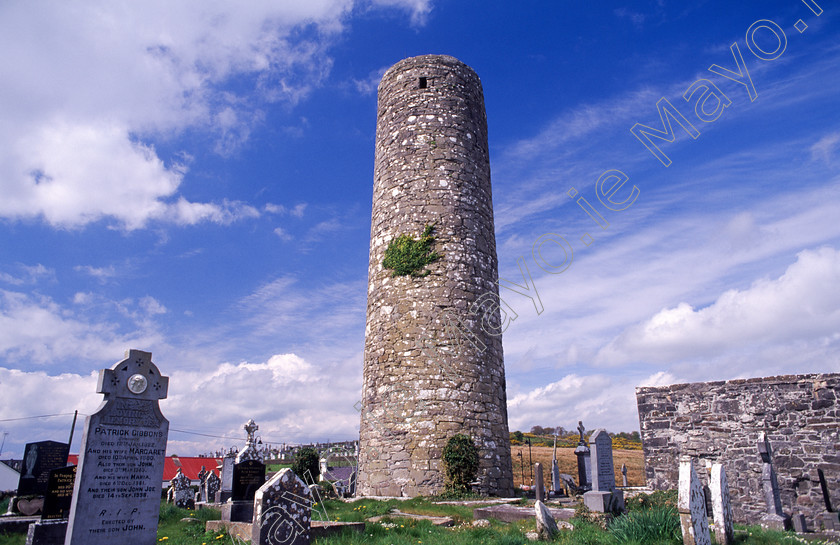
xmin=757 ymin=432 xmax=790 ymax=530
xmin=221 ymin=459 xmax=266 ymax=523
xmin=42 ymin=466 xmax=77 ymax=520
xmin=17 ymin=441 xmax=71 ymax=497
xmin=709 ymin=463 xmax=734 ymax=545
xmin=233 ymin=459 xmax=267 ymax=501
xmin=583 ymin=429 xmax=623 ymax=513
xmin=573 ymin=421 xmax=591 ymax=491
xmin=678 ymin=457 xmax=711 ymax=545
xmin=252 ymin=468 xmax=312 ymax=545
xmin=534 ymin=463 xmax=545 ymax=502
xmin=24 ymin=469 xmax=77 ymax=545
xmin=64 ymin=349 xmax=169 ymax=545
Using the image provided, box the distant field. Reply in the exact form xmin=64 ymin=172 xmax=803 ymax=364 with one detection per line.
xmin=510 ymin=445 xmax=645 ymax=489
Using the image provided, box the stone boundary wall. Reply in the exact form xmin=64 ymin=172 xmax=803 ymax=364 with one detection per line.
xmin=636 ymin=373 xmax=839 ymax=529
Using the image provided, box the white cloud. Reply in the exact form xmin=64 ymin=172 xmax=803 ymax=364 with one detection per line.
xmin=273 ymin=227 xmax=293 ymax=241
xmin=74 ymin=265 xmax=118 ymax=283
xmin=139 ymin=296 xmax=168 ymax=316
xmin=0 ymin=264 xmax=54 ymax=286
xmin=353 ymin=66 xmax=389 ymax=95
xmin=0 ymin=290 xmax=165 ymax=366
xmin=0 ymin=351 xmax=362 ymax=458
xmin=811 ymin=132 xmax=840 ymax=164
xmin=507 ymin=374 xmax=638 ymax=433
xmin=369 ymin=0 xmax=432 ymax=25
xmin=596 ymin=247 xmax=840 ymax=367
xmin=0 ymin=1 xmax=422 ymax=230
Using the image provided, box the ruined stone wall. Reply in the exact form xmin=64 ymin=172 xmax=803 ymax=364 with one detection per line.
xmin=636 ymin=374 xmax=839 ymax=529
xmin=358 ymin=55 xmax=514 ymax=497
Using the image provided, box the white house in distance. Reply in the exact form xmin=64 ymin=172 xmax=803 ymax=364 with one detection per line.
xmin=0 ymin=461 xmax=20 ymax=492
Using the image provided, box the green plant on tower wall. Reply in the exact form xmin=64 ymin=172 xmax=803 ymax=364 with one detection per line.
xmin=382 ymin=223 xmax=440 ymax=277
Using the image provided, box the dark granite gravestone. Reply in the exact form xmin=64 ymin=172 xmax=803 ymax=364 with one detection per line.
xmin=17 ymin=441 xmax=70 ymax=497
xmin=42 ymin=466 xmax=76 ymax=520
xmin=233 ymin=459 xmax=266 ymax=501
xmin=573 ymin=421 xmax=591 ymax=491
xmin=252 ymin=469 xmax=311 ymax=545
xmin=64 ymin=349 xmax=169 ymax=545
xmin=221 ymin=459 xmax=267 ymax=523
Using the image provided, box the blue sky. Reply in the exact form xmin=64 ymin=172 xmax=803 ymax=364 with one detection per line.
xmin=1 ymin=0 xmax=838 ymax=459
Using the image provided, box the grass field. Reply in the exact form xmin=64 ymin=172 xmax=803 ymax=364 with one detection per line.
xmin=0 ymin=495 xmax=823 ymax=545
xmin=511 ymin=446 xmax=645 ymax=489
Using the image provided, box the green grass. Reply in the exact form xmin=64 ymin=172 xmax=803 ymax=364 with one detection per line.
xmin=608 ymin=506 xmax=681 ymax=545
xmin=0 ymin=496 xmax=830 ymax=545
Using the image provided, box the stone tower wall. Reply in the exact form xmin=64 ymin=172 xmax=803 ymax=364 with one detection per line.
xmin=358 ymin=55 xmax=514 ymax=497
xmin=636 ymin=373 xmax=839 ymax=530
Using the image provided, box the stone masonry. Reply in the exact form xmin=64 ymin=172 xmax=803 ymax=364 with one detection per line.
xmin=358 ymin=55 xmax=514 ymax=497
xmin=636 ymin=373 xmax=839 ymax=530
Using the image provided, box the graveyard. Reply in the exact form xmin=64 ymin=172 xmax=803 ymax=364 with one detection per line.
xmin=2 ymin=32 xmax=839 ymax=545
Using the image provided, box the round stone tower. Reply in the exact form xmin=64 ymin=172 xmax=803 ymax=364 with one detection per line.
xmin=358 ymin=55 xmax=514 ymax=497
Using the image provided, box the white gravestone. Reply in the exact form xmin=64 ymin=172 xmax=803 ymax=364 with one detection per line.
xmin=65 ymin=349 xmax=169 ymax=545
xmin=583 ymin=429 xmax=623 ymax=513
xmin=678 ymin=457 xmax=711 ymax=545
xmin=709 ymin=463 xmax=734 ymax=545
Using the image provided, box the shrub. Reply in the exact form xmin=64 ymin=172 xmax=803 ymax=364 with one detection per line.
xmin=441 ymin=434 xmax=479 ymax=494
xmin=382 ymin=224 xmax=440 ymax=277
xmin=624 ymin=489 xmax=677 ymax=513
xmin=291 ymin=447 xmax=320 ymax=485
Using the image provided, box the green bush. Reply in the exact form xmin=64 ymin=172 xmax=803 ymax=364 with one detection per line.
xmin=382 ymin=224 xmax=440 ymax=277
xmin=608 ymin=506 xmax=681 ymax=544
xmin=441 ymin=434 xmax=479 ymax=494
xmin=291 ymin=446 xmax=320 ymax=485
xmin=624 ymin=489 xmax=677 ymax=512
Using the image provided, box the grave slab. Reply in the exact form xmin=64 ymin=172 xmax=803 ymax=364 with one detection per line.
xmin=472 ymin=504 xmax=575 ymax=523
